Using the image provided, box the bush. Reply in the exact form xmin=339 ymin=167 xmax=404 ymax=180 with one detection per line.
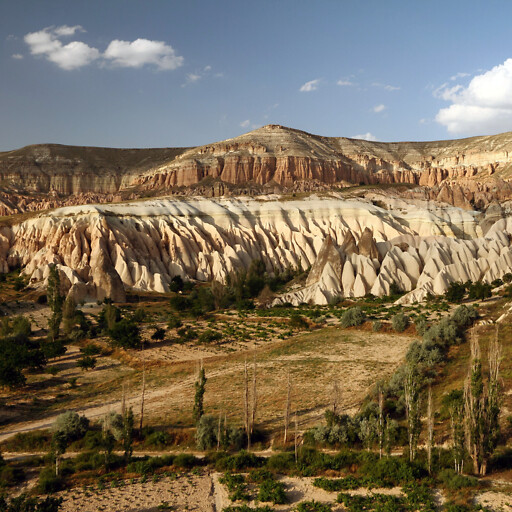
xmin=444 ymin=282 xmax=466 ymax=303
xmin=173 ymin=453 xmax=200 ymax=469
xmin=53 ymin=411 xmax=89 ymax=441
xmin=216 ymin=450 xmax=264 ymax=471
xmin=37 ymin=467 xmax=64 ymax=493
xmin=248 ymin=468 xmax=274 ymax=484
xmin=372 ymin=320 xmax=382 ymax=332
xmin=151 ymin=328 xmax=166 ymax=341
xmin=296 ymin=501 xmax=332 ymax=512
xmin=196 ymin=415 xmax=218 ymax=450
xmin=257 ymin=478 xmax=287 ymax=504
xmin=340 ymin=307 xmax=365 ymax=328
xmin=198 ymin=329 xmax=222 ymax=344
xmin=77 ymin=355 xmax=96 ymax=371
xmin=289 ymin=314 xmax=309 ymax=330
xmin=391 ymin=313 xmax=409 ymax=333
xmin=451 ymin=305 xmax=478 ymax=328
xmin=468 ymin=281 xmax=492 ymax=300
xmin=80 ymin=343 xmax=102 ymax=356
xmin=0 ymin=495 xmax=63 ymax=512
xmin=438 ymin=468 xmax=477 ymax=490
xmin=108 ymin=319 xmax=141 ymax=349
xmin=267 ymin=452 xmax=295 ymax=472
xmin=167 ymin=315 xmax=183 ymax=329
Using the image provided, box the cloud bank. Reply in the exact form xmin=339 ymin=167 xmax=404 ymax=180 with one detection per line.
xmin=436 ymin=59 xmax=512 ymax=134
xmin=23 ymin=25 xmax=183 ymax=71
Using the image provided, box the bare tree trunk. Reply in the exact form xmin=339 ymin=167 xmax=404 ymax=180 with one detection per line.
xmin=139 ymin=344 xmax=146 ymax=433
xmin=121 ymin=381 xmax=126 ymax=417
xmin=427 ymin=385 xmax=434 ymax=475
xmin=378 ymin=388 xmax=384 ymax=459
xmin=251 ymin=357 xmax=257 ymax=437
xmin=217 ymin=413 xmax=222 ymax=451
xmin=244 ymin=359 xmax=250 ymax=449
xmin=294 ymin=411 xmax=298 ymax=464
xmin=284 ymin=372 xmax=291 ymax=444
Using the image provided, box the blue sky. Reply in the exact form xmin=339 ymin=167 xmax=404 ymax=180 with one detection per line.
xmin=1 ymin=0 xmax=512 ymax=150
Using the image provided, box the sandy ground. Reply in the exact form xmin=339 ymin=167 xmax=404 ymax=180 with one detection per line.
xmin=53 ymin=472 xmax=406 ymax=512
xmin=476 ymin=490 xmax=512 ymax=511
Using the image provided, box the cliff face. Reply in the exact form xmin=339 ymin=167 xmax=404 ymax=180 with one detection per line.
xmin=2 ymin=195 xmax=511 ymax=305
xmin=3 ymin=125 xmax=512 ymax=211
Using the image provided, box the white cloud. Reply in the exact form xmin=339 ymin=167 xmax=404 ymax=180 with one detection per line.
xmin=299 ymin=79 xmax=320 ymax=92
xmin=337 ymin=79 xmax=354 ymax=86
xmin=372 ymin=82 xmax=400 ymax=91
xmin=373 ymin=104 xmax=386 ymax=113
xmin=181 ymin=65 xmax=218 ymax=86
xmin=104 ymin=38 xmax=183 ymax=70
xmin=186 ymin=73 xmax=201 ymax=83
xmin=240 ymin=120 xmax=250 ymax=128
xmin=11 ymin=53 xmax=23 ymax=59
xmin=24 ymin=26 xmax=184 ymax=72
xmin=204 ymin=65 xmax=212 ymax=72
xmin=53 ymin=25 xmax=84 ymax=36
xmin=450 ymin=72 xmax=470 ymax=81
xmin=435 ymin=58 xmax=512 ymax=134
xmin=24 ymin=26 xmax=100 ymax=70
xmin=352 ymin=132 xmax=378 ymax=141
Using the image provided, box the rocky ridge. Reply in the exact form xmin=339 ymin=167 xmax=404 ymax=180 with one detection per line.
xmin=3 ymin=126 xmax=512 ymax=212
xmin=1 ymin=194 xmax=511 ymax=305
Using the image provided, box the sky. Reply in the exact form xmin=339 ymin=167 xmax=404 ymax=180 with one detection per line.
xmin=2 ymin=0 xmax=512 ymax=150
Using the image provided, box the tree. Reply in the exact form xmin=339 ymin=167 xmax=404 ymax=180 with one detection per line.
xmin=444 ymin=281 xmax=466 ymax=303
xmin=468 ymin=282 xmax=492 ymax=301
xmin=378 ymin=388 xmax=384 ymax=458
xmin=426 ymin=385 xmax=434 ymax=475
xmin=193 ymin=363 xmax=207 ymax=423
xmin=340 ymin=307 xmax=365 ymax=328
xmin=284 ymin=372 xmax=292 ymax=443
xmin=77 ymin=355 xmax=96 ymax=371
xmin=445 ymin=389 xmax=465 ymax=473
xmin=404 ymin=365 xmax=421 ymax=462
xmin=122 ymin=407 xmax=134 ymax=461
xmin=464 ymin=326 xmax=501 ymax=475
xmin=108 ymin=319 xmax=141 ymax=349
xmin=62 ymin=297 xmax=78 ymax=336
xmin=47 ymin=264 xmax=64 ymax=342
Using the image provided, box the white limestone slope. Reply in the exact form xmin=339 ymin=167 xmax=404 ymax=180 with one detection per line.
xmin=0 ymin=194 xmax=510 ymax=304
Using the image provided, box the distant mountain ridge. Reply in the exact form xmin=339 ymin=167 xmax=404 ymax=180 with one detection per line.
xmin=2 ymin=124 xmax=512 ymax=213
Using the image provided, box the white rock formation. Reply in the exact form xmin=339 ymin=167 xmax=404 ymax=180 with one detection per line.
xmin=1 ymin=194 xmax=511 ymax=304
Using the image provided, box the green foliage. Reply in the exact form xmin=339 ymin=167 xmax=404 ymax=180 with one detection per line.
xmin=167 ymin=315 xmax=183 ymax=329
xmin=173 ymin=453 xmax=200 ymax=469
xmin=438 ymin=468 xmax=477 ymax=489
xmin=126 ymin=455 xmax=175 ymax=475
xmin=80 ymin=343 xmax=102 ymax=356
xmin=247 ymin=468 xmax=273 ymax=483
xmin=257 ymin=478 xmax=287 ymax=504
xmin=219 ymin=472 xmax=250 ymax=502
xmin=196 ymin=415 xmax=218 ymax=450
xmin=169 ymin=275 xmax=184 ymax=292
xmin=151 ymin=327 xmax=166 ymax=341
xmin=198 ymin=329 xmax=222 ymax=344
xmin=503 ymin=272 xmax=512 ymax=283
xmin=108 ymin=319 xmax=141 ymax=349
xmin=289 ymin=314 xmax=309 ymax=330
xmin=467 ymin=281 xmax=492 ymax=300
xmin=296 ymin=500 xmax=332 ymax=512
xmin=215 ymin=450 xmax=264 ymax=471
xmin=47 ymin=264 xmax=64 ymax=342
xmin=37 ymin=467 xmax=64 ymax=493
xmin=53 ymin=411 xmax=89 ymax=442
xmin=0 ymin=494 xmax=63 ymax=512
xmin=193 ymin=367 xmax=207 ymax=423
xmin=97 ymin=303 xmax=121 ymax=332
xmin=444 ymin=281 xmax=466 ymax=303
xmin=222 ymin=506 xmax=273 ymax=512
xmin=340 ymin=307 xmax=365 ymax=328
xmin=77 ymin=355 xmax=96 ymax=371
xmin=372 ymin=320 xmax=382 ymax=332
xmin=392 ymin=313 xmax=410 ymax=332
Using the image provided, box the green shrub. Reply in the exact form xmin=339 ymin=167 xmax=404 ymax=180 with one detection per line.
xmin=0 ymin=495 xmax=63 ymax=512
xmin=53 ymin=411 xmax=89 ymax=441
xmin=444 ymin=282 xmax=466 ymax=303
xmin=450 ymin=305 xmax=478 ymax=328
xmin=167 ymin=315 xmax=183 ymax=329
xmin=372 ymin=320 xmax=382 ymax=332
xmin=1 ymin=430 xmax=51 ymax=452
xmin=438 ymin=468 xmax=477 ymax=489
xmin=196 ymin=415 xmax=218 ymax=450
xmin=289 ymin=314 xmax=309 ymax=330
xmin=391 ymin=313 xmax=409 ymax=332
xmin=266 ymin=452 xmax=295 ymax=472
xmin=257 ymin=478 xmax=287 ymax=504
xmin=80 ymin=343 xmax=102 ymax=356
xmin=108 ymin=320 xmax=141 ymax=349
xmin=468 ymin=281 xmax=492 ymax=300
xmin=340 ymin=307 xmax=365 ymax=328
xmin=296 ymin=500 xmax=332 ymax=512
xmin=77 ymin=355 xmax=96 ymax=371
xmin=198 ymin=329 xmax=222 ymax=344
xmin=37 ymin=467 xmax=64 ymax=493
xmin=216 ymin=450 xmax=264 ymax=471
xmin=248 ymin=468 xmax=273 ymax=484
xmin=173 ymin=453 xmax=200 ymax=469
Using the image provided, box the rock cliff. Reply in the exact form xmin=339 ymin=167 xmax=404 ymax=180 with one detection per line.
xmin=2 ymin=195 xmax=512 ymax=305
xmin=3 ymin=126 xmax=512 ymax=211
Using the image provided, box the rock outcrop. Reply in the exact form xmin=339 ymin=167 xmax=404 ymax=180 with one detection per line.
xmin=3 ymin=125 xmax=512 ymax=211
xmin=2 ymin=194 xmax=512 ymax=304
